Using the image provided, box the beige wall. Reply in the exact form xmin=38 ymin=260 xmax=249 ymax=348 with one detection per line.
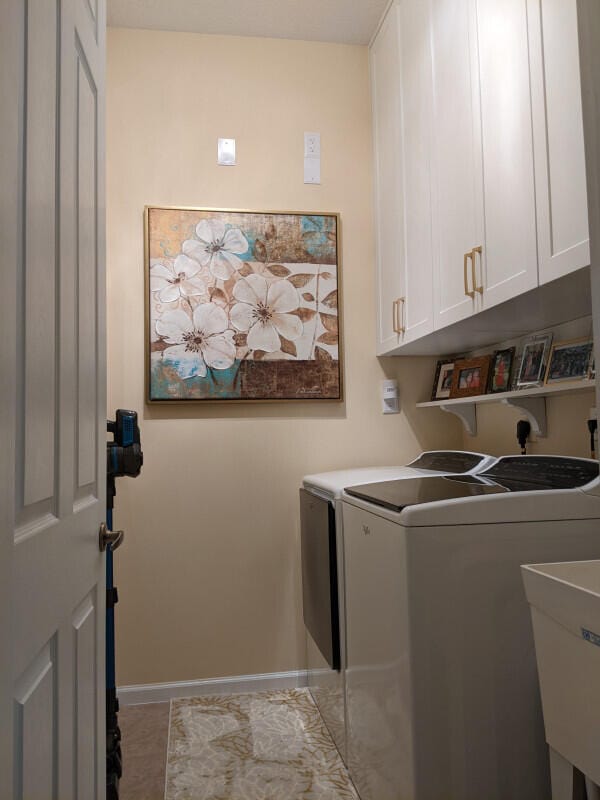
xmin=462 ymin=392 xmax=596 ymax=457
xmin=107 ymin=28 xmax=462 ymax=686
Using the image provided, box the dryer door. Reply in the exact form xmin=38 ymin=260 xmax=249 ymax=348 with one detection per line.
xmin=299 ymin=489 xmax=340 ymax=671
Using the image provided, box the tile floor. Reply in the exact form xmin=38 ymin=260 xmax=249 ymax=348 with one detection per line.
xmin=118 ymin=701 xmax=170 ymax=800
xmin=118 ymin=690 xmax=359 ymax=800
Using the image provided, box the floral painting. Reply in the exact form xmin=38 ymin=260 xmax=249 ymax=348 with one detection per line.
xmin=146 ymin=207 xmax=342 ymax=402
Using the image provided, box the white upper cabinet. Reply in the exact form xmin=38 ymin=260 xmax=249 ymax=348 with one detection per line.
xmin=371 ymin=0 xmax=434 ymax=353
xmin=371 ymin=5 xmax=406 ymax=355
xmin=431 ymin=0 xmax=538 ymax=325
xmin=475 ymin=0 xmax=539 ymax=310
xmin=528 ymin=0 xmax=590 ymax=285
xmin=398 ymin=0 xmax=435 ymax=343
xmin=430 ymin=0 xmax=483 ymax=329
xmin=371 ymin=0 xmax=589 ymax=355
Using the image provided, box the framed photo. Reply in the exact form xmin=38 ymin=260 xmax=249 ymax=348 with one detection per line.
xmin=545 ymin=338 xmax=594 ymax=384
xmin=516 ymin=334 xmax=553 ymax=387
xmin=145 ymin=206 xmax=342 ymax=402
xmin=488 ymin=347 xmax=515 ymax=394
xmin=431 ymin=359 xmax=455 ymax=401
xmin=450 ymin=356 xmax=491 ymax=399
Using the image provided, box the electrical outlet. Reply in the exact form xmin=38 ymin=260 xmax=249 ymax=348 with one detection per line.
xmin=304 ymin=132 xmax=320 ymax=158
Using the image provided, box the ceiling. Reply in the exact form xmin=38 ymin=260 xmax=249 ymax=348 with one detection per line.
xmin=106 ymin=0 xmax=389 ymax=45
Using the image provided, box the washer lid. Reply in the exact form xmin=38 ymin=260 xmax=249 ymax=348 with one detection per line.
xmin=344 ymin=476 xmax=507 ymax=513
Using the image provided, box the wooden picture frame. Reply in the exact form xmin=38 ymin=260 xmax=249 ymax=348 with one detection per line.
xmin=488 ymin=347 xmax=516 ymax=394
xmin=450 ymin=356 xmax=491 ymax=399
xmin=145 ymin=206 xmax=342 ymax=403
xmin=431 ymin=359 xmax=456 ymax=401
xmin=545 ymin=338 xmax=594 ymax=384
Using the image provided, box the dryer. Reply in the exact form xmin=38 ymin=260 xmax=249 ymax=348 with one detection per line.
xmin=341 ymin=456 xmax=600 ymax=800
xmin=300 ymin=451 xmax=496 ymax=763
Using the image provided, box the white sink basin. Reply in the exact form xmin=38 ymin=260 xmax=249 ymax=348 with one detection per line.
xmin=522 ymin=559 xmax=600 ymax=789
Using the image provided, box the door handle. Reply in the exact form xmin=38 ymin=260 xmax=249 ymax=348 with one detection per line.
xmin=464 ymin=252 xmax=475 ymax=298
xmin=99 ymin=522 xmax=125 ymax=552
xmin=471 ymin=246 xmax=483 ymax=294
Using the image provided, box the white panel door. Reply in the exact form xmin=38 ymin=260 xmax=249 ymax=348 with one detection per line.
xmin=1 ymin=0 xmax=107 ymax=798
xmin=398 ymin=0 xmax=435 ymax=343
xmin=371 ymin=4 xmax=406 ymax=355
xmin=475 ymin=0 xmax=539 ymax=309
xmin=529 ymin=0 xmax=590 ymax=285
xmin=430 ymin=0 xmax=483 ymax=329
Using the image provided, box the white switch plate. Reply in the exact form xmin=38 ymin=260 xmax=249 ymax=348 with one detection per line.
xmin=304 ymin=131 xmax=321 ymax=184
xmin=218 ymin=138 xmax=236 ymax=166
xmin=304 ymin=158 xmax=320 ymax=184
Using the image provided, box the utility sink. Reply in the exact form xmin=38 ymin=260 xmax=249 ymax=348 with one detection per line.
xmin=522 ymin=560 xmax=600 ymax=796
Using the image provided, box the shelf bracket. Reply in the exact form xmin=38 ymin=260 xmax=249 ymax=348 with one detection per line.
xmin=500 ymin=396 xmax=547 ymax=437
xmin=440 ymin=402 xmax=477 ymax=437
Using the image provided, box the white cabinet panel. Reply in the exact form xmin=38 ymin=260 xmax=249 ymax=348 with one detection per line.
xmin=529 ymin=0 xmax=589 ymax=285
xmin=430 ymin=0 xmax=481 ymax=329
xmin=371 ymin=6 xmax=405 ymax=355
xmin=399 ymin=0 xmax=434 ymax=342
xmin=476 ymin=0 xmax=538 ymax=309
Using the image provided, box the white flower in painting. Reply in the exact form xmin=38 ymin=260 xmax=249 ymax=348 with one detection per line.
xmin=230 ymin=274 xmax=303 ymax=353
xmin=150 ymin=256 xmax=207 ymax=302
xmin=155 ymin=303 xmax=235 ymax=379
xmin=182 ymin=219 xmax=249 ymax=280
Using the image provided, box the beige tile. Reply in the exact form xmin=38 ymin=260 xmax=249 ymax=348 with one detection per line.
xmin=119 ymin=702 xmax=170 ymax=800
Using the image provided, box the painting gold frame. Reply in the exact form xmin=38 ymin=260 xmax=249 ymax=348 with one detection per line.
xmin=144 ymin=205 xmax=344 ymax=404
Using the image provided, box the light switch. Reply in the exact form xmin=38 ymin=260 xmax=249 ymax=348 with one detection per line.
xmin=218 ymin=138 xmax=236 ymax=166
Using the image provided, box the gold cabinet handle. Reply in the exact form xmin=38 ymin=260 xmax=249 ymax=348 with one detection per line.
xmin=464 ymin=252 xmax=475 ymax=298
xmin=392 ymin=298 xmax=405 ymax=335
xmin=397 ymin=296 xmax=405 ymax=334
xmin=471 ymin=246 xmax=483 ymax=294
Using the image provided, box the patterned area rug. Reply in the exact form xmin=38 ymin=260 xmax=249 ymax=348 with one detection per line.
xmin=165 ymin=688 xmax=360 ymax=800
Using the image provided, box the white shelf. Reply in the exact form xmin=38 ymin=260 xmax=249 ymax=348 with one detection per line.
xmin=417 ymin=379 xmax=595 ymax=436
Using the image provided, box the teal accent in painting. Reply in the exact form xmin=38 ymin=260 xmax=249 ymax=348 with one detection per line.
xmin=301 ymin=215 xmax=336 ymax=263
xmin=151 ymin=356 xmax=242 ymax=400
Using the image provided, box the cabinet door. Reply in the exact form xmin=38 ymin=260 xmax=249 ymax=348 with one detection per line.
xmin=371 ymin=5 xmax=406 ymax=355
xmin=529 ymin=0 xmax=589 ymax=284
xmin=476 ymin=0 xmax=538 ymax=309
xmin=399 ymin=0 xmax=435 ymax=343
xmin=430 ymin=0 xmax=482 ymax=329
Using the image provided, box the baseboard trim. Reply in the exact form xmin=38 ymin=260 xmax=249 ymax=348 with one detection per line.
xmin=118 ymin=669 xmax=308 ymax=706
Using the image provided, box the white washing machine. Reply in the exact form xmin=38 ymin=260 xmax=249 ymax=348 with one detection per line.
xmin=300 ymin=451 xmax=496 ymax=763
xmin=341 ymin=455 xmax=600 ymax=800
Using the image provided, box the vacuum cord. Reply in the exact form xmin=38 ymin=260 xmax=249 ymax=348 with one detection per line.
xmin=516 ymin=419 xmax=531 ymax=455
xmin=588 ymin=417 xmax=597 ymax=460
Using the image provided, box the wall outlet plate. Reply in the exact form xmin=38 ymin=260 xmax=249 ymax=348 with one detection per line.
xmin=218 ymin=138 xmax=236 ymax=166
